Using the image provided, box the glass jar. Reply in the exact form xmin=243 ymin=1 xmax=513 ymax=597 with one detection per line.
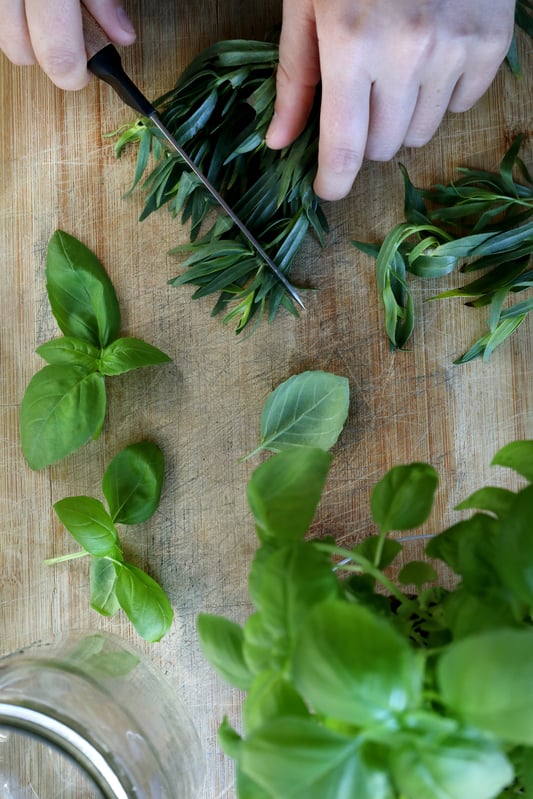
xmin=0 ymin=631 xmax=204 ymax=798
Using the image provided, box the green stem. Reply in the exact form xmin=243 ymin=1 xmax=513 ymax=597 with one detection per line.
xmin=45 ymin=549 xmax=89 ymax=566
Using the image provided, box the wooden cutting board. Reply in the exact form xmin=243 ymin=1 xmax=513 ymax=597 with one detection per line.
xmin=0 ymin=3 xmax=531 ymax=796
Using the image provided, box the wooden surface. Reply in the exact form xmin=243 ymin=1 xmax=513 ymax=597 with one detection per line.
xmin=0 ymin=3 xmax=532 ymax=796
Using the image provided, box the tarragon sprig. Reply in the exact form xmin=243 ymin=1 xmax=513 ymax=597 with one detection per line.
xmin=353 ymin=136 xmax=533 ymax=363
xmin=113 ymin=39 xmax=327 ymax=333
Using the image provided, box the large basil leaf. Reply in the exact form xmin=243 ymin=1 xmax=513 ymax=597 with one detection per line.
xmin=45 ymin=230 xmax=120 ymax=348
xmin=371 ymin=462 xmax=438 ymax=534
xmin=292 ymin=601 xmax=423 ymax=726
xmin=20 ymin=365 xmax=106 ymax=469
xmin=493 ymin=486 xmax=533 ymax=604
xmin=102 ymin=442 xmax=165 ymax=525
xmin=492 ymin=440 xmax=533 ymax=481
xmin=114 ymin=562 xmax=173 ymax=642
xmin=243 ymin=671 xmax=309 ymax=736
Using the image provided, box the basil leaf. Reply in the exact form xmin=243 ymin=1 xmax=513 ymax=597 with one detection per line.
xmin=36 ymin=337 xmax=99 ymax=370
xmin=292 ymin=601 xmax=423 ymax=726
xmin=114 ymin=562 xmax=173 ymax=642
xmin=90 ymin=558 xmax=120 ymax=616
xmin=53 ymin=497 xmax=121 ymax=558
xmin=242 ymin=613 xmax=276 ymax=675
xmin=455 ymin=486 xmax=517 ymax=518
xmin=102 ymin=442 xmax=165 ymax=525
xmin=241 ymin=719 xmax=393 ymax=799
xmin=197 ymin=613 xmax=252 ymax=691
xmin=247 ymin=448 xmax=332 ymax=542
xmin=370 ymin=462 xmax=439 ymax=534
xmin=254 ymin=371 xmax=349 ymax=455
xmin=398 ymin=561 xmax=438 ymax=589
xmin=390 ymin=734 xmax=513 ymax=799
xmin=46 ymin=230 xmax=120 ymax=348
xmin=492 ymin=440 xmax=533 ymax=481
xmin=20 ymin=365 xmax=106 ymax=469
xmin=494 ymin=486 xmax=533 ymax=604
xmin=438 ymin=628 xmax=533 ymax=746
xmin=99 ymin=337 xmax=172 ymax=376
xmin=243 ymin=672 xmax=309 ymax=736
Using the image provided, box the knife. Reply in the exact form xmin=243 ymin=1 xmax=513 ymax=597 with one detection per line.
xmin=80 ymin=7 xmax=305 ymax=310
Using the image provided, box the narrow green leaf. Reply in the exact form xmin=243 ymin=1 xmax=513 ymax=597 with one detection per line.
xmin=99 ymin=337 xmax=171 ymax=376
xmin=102 ymin=442 xmax=165 ymax=525
xmin=36 ymin=337 xmax=99 ymax=370
xmin=114 ymin=562 xmax=173 ymax=642
xmin=90 ymin=557 xmax=120 ymax=616
xmin=370 ymin=462 xmax=439 ymax=534
xmin=53 ymin=497 xmax=121 ymax=558
xmin=20 ymin=365 xmax=106 ymax=469
xmin=45 ymin=230 xmax=121 ymax=348
xmin=197 ymin=613 xmax=252 ymax=691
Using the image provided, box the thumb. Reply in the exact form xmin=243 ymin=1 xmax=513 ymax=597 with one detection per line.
xmin=266 ymin=2 xmax=320 ymax=150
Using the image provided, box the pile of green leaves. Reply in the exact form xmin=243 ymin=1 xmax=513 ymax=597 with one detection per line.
xmin=113 ymin=39 xmax=328 ymax=333
xmin=353 ymin=135 xmax=533 ymax=363
xmin=47 ymin=443 xmax=173 ymax=642
xmin=20 ymin=231 xmax=171 ymax=469
xmin=199 ymin=381 xmax=533 ymax=796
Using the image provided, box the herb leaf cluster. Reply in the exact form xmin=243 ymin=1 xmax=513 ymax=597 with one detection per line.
xmin=198 ymin=376 xmax=533 ymax=797
xmin=114 ymin=40 xmax=328 ymax=333
xmin=353 ymin=136 xmax=533 ymax=362
xmin=48 ymin=442 xmax=173 ymax=642
xmin=20 ymin=230 xmax=171 ymax=469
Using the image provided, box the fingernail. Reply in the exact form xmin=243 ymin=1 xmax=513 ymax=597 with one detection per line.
xmin=116 ymin=6 xmax=136 ymax=36
xmin=265 ymin=114 xmax=281 ymax=148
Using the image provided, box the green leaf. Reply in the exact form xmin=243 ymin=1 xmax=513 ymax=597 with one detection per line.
xmin=20 ymin=365 xmax=106 ymax=469
xmin=493 ymin=486 xmax=533 ymax=605
xmin=398 ymin=560 xmax=438 ymax=589
xmin=114 ymin=561 xmax=173 ymax=642
xmin=390 ymin=733 xmax=513 ymax=799
xmin=438 ymin=628 xmax=533 ymax=746
xmin=247 ymin=448 xmax=332 ymax=542
xmin=292 ymin=601 xmax=423 ymax=726
xmin=353 ymin=535 xmax=402 ymax=570
xmin=241 ymin=719 xmax=393 ymax=799
xmin=243 ymin=671 xmax=309 ymax=735
xmin=218 ymin=717 xmax=243 ymax=760
xmin=45 ymin=230 xmax=120 ymax=348
xmin=90 ymin=557 xmax=120 ymax=616
xmin=242 ymin=612 xmax=277 ymax=675
xmin=99 ymin=337 xmax=172 ymax=376
xmin=370 ymin=462 xmax=439 ymax=534
xmin=197 ymin=613 xmax=252 ymax=690
xmin=53 ymin=497 xmax=121 ymax=558
xmin=36 ymin=337 xmax=100 ymax=370
xmin=455 ymin=486 xmax=517 ymax=518
xmin=254 ymin=371 xmax=350 ymax=455
xmin=492 ymin=440 xmax=533 ymax=481
xmin=102 ymin=442 xmax=165 ymax=525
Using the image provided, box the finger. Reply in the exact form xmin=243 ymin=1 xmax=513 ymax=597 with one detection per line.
xmin=0 ymin=0 xmax=36 ymax=65
xmin=403 ymin=70 xmax=461 ymax=148
xmin=82 ymin=0 xmax=136 ymax=48
xmin=364 ymin=79 xmax=420 ymax=161
xmin=265 ymin=0 xmax=320 ymax=150
xmin=449 ymin=55 xmax=505 ymax=113
xmin=25 ymin=0 xmax=89 ymax=89
xmin=312 ymin=33 xmax=371 ymax=201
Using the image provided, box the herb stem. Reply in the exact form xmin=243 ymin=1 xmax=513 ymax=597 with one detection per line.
xmin=45 ymin=550 xmax=89 ymax=565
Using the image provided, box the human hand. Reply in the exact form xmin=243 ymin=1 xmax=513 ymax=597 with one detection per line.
xmin=0 ymin=1 xmax=136 ymax=90
xmin=266 ymin=0 xmax=516 ymax=200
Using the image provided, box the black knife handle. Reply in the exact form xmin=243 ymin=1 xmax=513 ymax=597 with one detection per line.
xmin=87 ymin=43 xmax=154 ymax=117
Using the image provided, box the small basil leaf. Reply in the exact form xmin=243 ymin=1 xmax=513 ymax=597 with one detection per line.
xmin=455 ymin=486 xmax=516 ymax=518
xmin=371 ymin=462 xmax=439 ymax=534
xmin=492 ymin=440 xmax=533 ymax=481
xmin=46 ymin=230 xmax=121 ymax=348
xmin=398 ymin=561 xmax=438 ymax=589
xmin=254 ymin=370 xmax=349 ymax=455
xmin=114 ymin=561 xmax=173 ymax=642
xmin=247 ymin=448 xmax=332 ymax=542
xmin=197 ymin=613 xmax=252 ymax=691
xmin=36 ymin=337 xmax=100 ymax=370
xmin=90 ymin=558 xmax=120 ymax=616
xmin=354 ymin=535 xmax=402 ymax=570
xmin=99 ymin=337 xmax=172 ymax=376
xmin=20 ymin=365 xmax=106 ymax=469
xmin=218 ymin=717 xmax=243 ymax=760
xmin=53 ymin=497 xmax=121 ymax=557
xmin=102 ymin=442 xmax=165 ymax=525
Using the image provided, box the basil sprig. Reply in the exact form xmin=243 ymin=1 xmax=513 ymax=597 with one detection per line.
xmin=47 ymin=442 xmax=173 ymax=642
xmin=20 ymin=231 xmax=171 ymax=469
xmin=354 ymin=136 xmax=533 ymax=362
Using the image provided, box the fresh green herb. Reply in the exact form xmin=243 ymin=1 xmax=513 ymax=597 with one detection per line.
xmin=508 ymin=0 xmax=533 ymax=76
xmin=244 ymin=370 xmax=350 ymax=460
xmin=47 ymin=442 xmax=173 ymax=642
xmin=353 ymin=136 xmax=533 ymax=362
xmin=198 ymin=407 xmax=533 ymax=796
xmin=20 ymin=231 xmax=171 ymax=469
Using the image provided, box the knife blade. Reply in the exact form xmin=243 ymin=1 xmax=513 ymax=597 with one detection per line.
xmin=81 ymin=7 xmax=305 ymax=310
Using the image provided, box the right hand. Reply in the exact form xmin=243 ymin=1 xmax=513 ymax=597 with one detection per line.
xmin=0 ymin=0 xmax=136 ymax=89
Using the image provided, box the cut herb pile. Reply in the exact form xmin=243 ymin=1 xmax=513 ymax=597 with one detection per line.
xmin=20 ymin=231 xmax=171 ymax=469
xmin=47 ymin=443 xmax=173 ymax=642
xmin=353 ymin=135 xmax=533 ymax=362
xmin=199 ymin=424 xmax=533 ymax=798
xmin=114 ymin=40 xmax=328 ymax=333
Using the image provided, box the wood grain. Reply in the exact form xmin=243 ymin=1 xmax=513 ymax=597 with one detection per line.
xmin=0 ymin=3 xmax=531 ymax=796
